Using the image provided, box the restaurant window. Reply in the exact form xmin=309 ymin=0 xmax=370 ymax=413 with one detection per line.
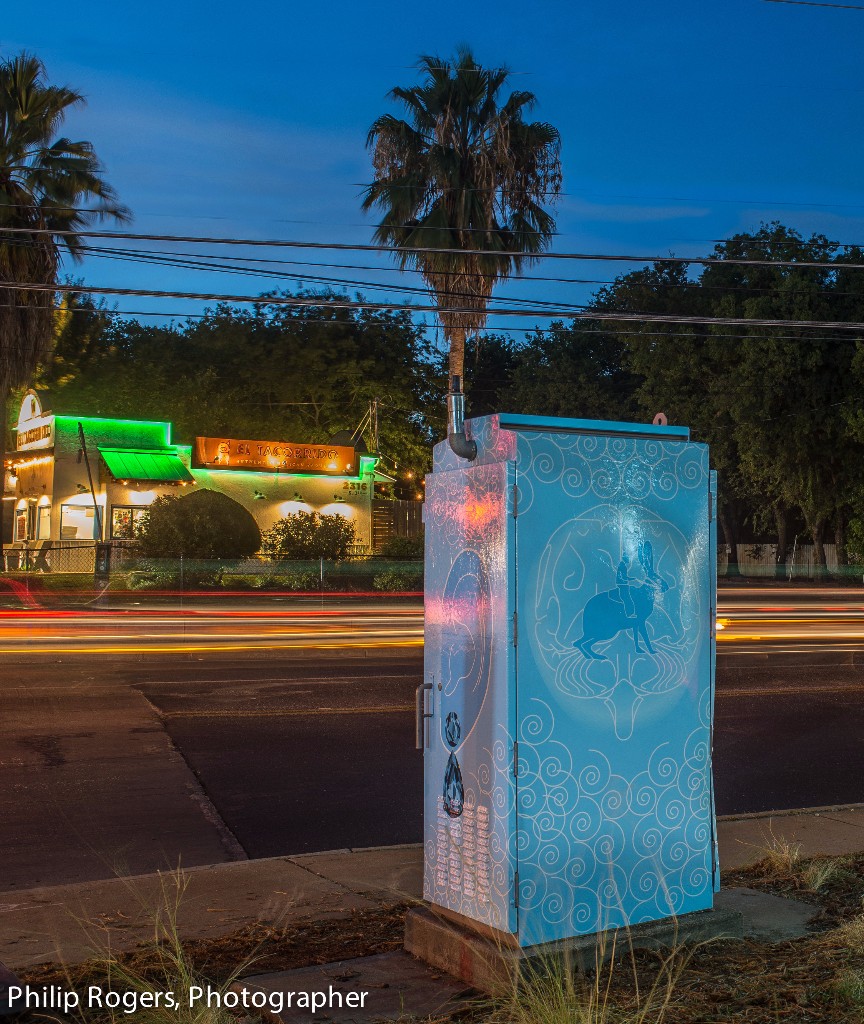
xmin=14 ymin=504 xmax=28 ymax=541
xmin=60 ymin=503 xmax=99 ymax=540
xmin=36 ymin=504 xmax=51 ymax=540
xmin=111 ymin=506 xmax=148 ymax=539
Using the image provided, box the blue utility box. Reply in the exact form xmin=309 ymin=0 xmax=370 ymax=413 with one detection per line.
xmin=420 ymin=413 xmax=717 ymax=947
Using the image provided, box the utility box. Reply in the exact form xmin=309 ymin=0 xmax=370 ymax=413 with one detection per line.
xmin=420 ymin=413 xmax=717 ymax=947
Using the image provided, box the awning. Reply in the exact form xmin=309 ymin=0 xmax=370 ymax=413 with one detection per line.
xmin=373 ymin=469 xmax=396 ymax=483
xmin=99 ymin=447 xmax=195 ymax=484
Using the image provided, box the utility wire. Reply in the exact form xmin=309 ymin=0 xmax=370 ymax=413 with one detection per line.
xmin=78 ymin=246 xmax=593 ymax=314
xmin=8 ymin=278 xmax=864 ymax=331
xmin=7 ymin=226 xmax=864 ymax=270
xmin=12 ymin=185 xmax=864 ymax=208
xmin=12 ymin=302 xmax=861 ymax=346
xmin=763 ymin=0 xmax=864 ymax=9
xmin=75 ymin=242 xmax=864 ymax=302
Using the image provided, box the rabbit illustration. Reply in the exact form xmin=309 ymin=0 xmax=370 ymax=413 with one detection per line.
xmin=573 ymin=540 xmax=670 ymax=661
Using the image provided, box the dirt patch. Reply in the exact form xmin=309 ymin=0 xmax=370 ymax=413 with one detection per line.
xmin=19 ymin=903 xmax=410 ymax=988
xmin=17 ymin=855 xmax=864 ymax=1023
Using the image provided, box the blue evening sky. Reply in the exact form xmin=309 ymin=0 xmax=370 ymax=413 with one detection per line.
xmin=4 ymin=0 xmax=864 ymax=338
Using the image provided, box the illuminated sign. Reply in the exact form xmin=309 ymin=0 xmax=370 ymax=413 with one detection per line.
xmin=193 ymin=436 xmax=356 ymax=475
xmin=15 ymin=391 xmax=55 ymax=451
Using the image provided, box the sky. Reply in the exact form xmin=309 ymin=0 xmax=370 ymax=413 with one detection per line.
xmin=4 ymin=0 xmax=864 ymax=339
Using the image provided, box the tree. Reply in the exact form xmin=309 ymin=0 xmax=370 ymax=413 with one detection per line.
xmin=503 ymin=320 xmax=641 ymax=422
xmin=0 ymin=52 xmax=127 ymax=550
xmin=700 ymin=224 xmax=860 ymax=573
xmin=38 ymin=291 xmax=441 ymax=478
xmin=363 ymin=46 xmax=562 ymax=390
xmin=137 ymin=489 xmax=261 ymax=560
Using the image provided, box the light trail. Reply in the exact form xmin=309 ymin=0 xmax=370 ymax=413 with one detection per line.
xmin=4 ymin=592 xmax=864 ymax=655
xmin=0 ymin=639 xmax=424 ymax=655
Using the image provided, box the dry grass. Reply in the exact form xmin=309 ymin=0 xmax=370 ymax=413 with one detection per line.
xmin=483 ymin=943 xmax=694 ymax=1024
xmin=803 ymin=859 xmax=843 ymax=892
xmin=24 ymin=852 xmax=864 ymax=1024
xmin=749 ymin=826 xmax=803 ymax=877
xmin=54 ymin=871 xmax=264 ymax=1024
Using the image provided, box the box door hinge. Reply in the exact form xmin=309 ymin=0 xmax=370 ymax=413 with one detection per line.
xmin=512 ymin=611 xmax=518 ymax=647
xmin=513 ymin=740 xmax=519 ymax=778
xmin=708 ymin=489 xmax=714 ymax=522
xmin=513 ymin=871 xmax=520 ymax=909
xmin=512 ymin=484 xmax=518 ymax=518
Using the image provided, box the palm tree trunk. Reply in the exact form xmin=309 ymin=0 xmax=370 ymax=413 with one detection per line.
xmin=448 ymin=328 xmax=467 ymax=387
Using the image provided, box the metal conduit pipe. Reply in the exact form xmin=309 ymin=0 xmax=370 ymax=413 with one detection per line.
xmin=446 ymin=375 xmax=477 ymax=461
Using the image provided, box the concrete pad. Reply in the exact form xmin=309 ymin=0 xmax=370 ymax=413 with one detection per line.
xmin=288 ymin=846 xmax=423 ymax=901
xmin=240 ymin=951 xmax=473 ymax=1024
xmin=404 ymin=904 xmax=743 ymax=996
xmin=0 ymin=858 xmax=376 ymax=971
xmin=719 ymin=812 xmax=864 ymax=870
xmin=714 ymin=887 xmax=819 ymax=942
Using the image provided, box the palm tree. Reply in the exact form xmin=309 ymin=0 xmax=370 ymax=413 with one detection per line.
xmin=0 ymin=52 xmax=129 ymax=552
xmin=363 ymin=46 xmax=561 ymax=454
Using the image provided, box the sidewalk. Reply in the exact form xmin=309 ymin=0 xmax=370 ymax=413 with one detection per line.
xmin=3 ymin=804 xmax=864 ymax=972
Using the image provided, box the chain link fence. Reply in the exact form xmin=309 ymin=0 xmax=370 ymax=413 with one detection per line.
xmin=0 ymin=542 xmax=423 ymax=595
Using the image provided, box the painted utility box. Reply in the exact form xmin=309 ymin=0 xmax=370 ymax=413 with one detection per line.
xmin=420 ymin=413 xmax=717 ymax=947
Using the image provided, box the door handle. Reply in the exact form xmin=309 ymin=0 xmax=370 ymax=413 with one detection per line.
xmin=415 ymin=682 xmax=433 ymax=749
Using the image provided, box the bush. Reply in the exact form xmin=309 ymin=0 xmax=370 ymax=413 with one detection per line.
xmin=380 ymin=534 xmax=424 ymax=559
xmin=261 ymin=511 xmax=356 ymax=560
xmin=372 ymin=569 xmax=423 ymax=591
xmin=137 ymin=490 xmax=261 ymax=560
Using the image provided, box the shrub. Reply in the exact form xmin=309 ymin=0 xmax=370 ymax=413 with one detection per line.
xmin=137 ymin=490 xmax=261 ymax=560
xmin=380 ymin=534 xmax=424 ymax=559
xmin=261 ymin=511 xmax=356 ymax=560
xmin=372 ymin=569 xmax=423 ymax=591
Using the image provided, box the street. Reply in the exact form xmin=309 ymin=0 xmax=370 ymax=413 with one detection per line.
xmin=3 ymin=590 xmax=864 ymax=891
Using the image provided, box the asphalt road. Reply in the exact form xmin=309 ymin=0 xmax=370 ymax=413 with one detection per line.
xmin=4 ymin=590 xmax=864 ymax=890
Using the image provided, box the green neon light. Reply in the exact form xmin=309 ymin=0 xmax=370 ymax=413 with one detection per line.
xmin=55 ymin=415 xmax=171 ymax=447
xmin=194 ymin=469 xmax=369 ymax=482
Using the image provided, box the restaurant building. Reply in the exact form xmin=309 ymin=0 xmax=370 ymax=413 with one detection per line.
xmin=3 ymin=391 xmax=385 ymax=560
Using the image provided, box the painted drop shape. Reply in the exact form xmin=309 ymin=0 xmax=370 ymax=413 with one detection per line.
xmin=443 ymin=752 xmax=464 ymax=818
xmin=445 ymin=711 xmax=461 ymax=748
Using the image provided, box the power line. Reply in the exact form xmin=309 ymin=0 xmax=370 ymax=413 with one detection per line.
xmin=13 ymin=184 xmax=864 ymax=210
xmin=9 ymin=278 xmax=864 ymax=331
xmin=763 ymin=0 xmax=864 ymax=9
xmin=78 ymin=245 xmax=593 ymax=314
xmin=76 ymin=242 xmax=864 ymax=302
xmin=12 ymin=301 xmax=862 ymax=347
xmin=8 ymin=226 xmax=864 ymax=270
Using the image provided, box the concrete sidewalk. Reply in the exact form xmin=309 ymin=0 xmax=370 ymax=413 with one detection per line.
xmin=3 ymin=804 xmax=864 ymax=972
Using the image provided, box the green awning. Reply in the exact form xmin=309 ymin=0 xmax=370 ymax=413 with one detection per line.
xmin=99 ymin=447 xmax=194 ymax=484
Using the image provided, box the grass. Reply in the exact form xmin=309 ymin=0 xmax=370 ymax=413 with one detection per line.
xmin=482 ymin=942 xmax=693 ymax=1024
xmin=57 ymin=872 xmax=265 ymax=1024
xmin=24 ymin=849 xmax=864 ymax=1024
xmin=749 ymin=825 xmax=803 ymax=877
xmin=803 ymin=858 xmax=843 ymax=892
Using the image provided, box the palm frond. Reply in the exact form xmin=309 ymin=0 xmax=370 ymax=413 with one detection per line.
xmin=365 ymin=47 xmax=562 ymax=380
xmin=0 ymin=51 xmax=128 ymax=393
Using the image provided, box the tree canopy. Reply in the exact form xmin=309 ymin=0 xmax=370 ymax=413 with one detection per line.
xmin=37 ymin=290 xmax=441 ymax=476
